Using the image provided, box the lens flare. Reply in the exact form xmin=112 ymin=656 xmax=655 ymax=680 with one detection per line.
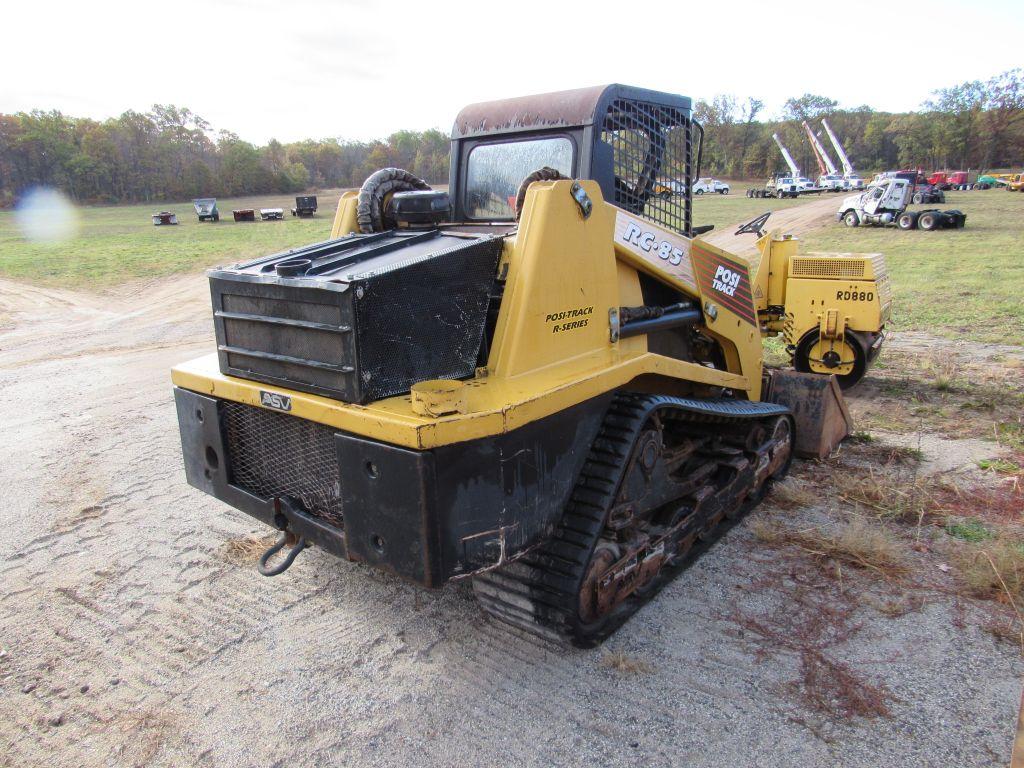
xmin=15 ymin=188 xmax=80 ymax=244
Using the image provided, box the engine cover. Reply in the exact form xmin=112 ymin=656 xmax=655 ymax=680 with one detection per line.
xmin=208 ymin=229 xmax=502 ymax=403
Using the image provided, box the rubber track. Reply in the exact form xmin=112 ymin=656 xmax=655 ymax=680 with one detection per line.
xmin=473 ymin=393 xmax=789 ymax=646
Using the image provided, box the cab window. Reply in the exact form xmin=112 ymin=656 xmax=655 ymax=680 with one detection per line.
xmin=465 ymin=137 xmax=574 ymax=219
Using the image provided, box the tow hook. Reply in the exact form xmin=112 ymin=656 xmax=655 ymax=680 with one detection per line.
xmin=258 ymin=531 xmax=308 ymax=576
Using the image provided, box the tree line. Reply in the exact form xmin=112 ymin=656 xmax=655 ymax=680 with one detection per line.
xmin=696 ymin=69 xmax=1023 ymax=180
xmin=1 ymin=70 xmax=1021 ymax=207
xmin=0 ymin=106 xmax=449 ymax=206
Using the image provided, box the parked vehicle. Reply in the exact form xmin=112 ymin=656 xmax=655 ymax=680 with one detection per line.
xmin=837 ymin=178 xmax=965 ymax=230
xmin=691 ymin=177 xmax=730 ymax=195
xmin=193 ymin=198 xmax=219 ymax=222
xmin=802 ymin=122 xmax=848 ymax=191
xmin=821 ymin=120 xmax=864 ymax=189
xmin=747 ymin=176 xmax=799 ymax=198
xmin=291 ymin=195 xmax=318 ymax=217
xmin=653 ymin=180 xmax=687 ymax=198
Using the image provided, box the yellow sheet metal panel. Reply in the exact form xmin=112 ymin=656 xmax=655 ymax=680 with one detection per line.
xmin=488 ymin=180 xmax=620 ymax=378
xmin=612 ymin=209 xmax=698 ymax=293
xmin=330 ymin=191 xmax=359 ymax=239
xmin=783 ymin=277 xmax=884 ymax=337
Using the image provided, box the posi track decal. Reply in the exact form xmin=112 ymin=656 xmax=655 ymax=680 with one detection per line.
xmin=691 ymin=244 xmax=756 ymax=325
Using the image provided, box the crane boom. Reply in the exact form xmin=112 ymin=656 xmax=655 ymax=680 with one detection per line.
xmin=771 ymin=133 xmax=800 ymax=177
xmin=821 ymin=119 xmax=854 ymax=176
xmin=802 ymin=121 xmax=837 ymax=176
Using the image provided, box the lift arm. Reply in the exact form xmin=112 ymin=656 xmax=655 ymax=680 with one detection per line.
xmin=802 ymin=121 xmax=837 ymax=176
xmin=772 ymin=133 xmax=800 ymax=178
xmin=821 ymin=119 xmax=854 ymax=177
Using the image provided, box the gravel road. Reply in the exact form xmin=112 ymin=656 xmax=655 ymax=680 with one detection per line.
xmin=1 ymin=199 xmax=1020 ymax=767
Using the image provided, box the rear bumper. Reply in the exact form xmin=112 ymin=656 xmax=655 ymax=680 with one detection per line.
xmin=175 ymin=386 xmax=610 ymax=587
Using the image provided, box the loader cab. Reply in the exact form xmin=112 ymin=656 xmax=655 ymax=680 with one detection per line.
xmin=449 ymin=84 xmax=701 ymax=236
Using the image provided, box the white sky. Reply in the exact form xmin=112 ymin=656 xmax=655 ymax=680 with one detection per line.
xmin=4 ymin=0 xmax=1023 ymax=144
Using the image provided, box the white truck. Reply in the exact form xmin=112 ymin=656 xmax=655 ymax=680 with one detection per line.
xmin=822 ymin=119 xmax=865 ymax=190
xmin=837 ymin=178 xmax=966 ymax=230
xmin=802 ymin=121 xmax=849 ymax=191
xmin=691 ymin=177 xmax=730 ymax=195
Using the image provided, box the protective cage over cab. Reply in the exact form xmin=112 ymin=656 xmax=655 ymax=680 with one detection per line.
xmin=450 ymin=84 xmax=702 ymax=236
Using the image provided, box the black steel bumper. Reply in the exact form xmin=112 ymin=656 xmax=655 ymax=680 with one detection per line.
xmin=174 ymin=387 xmax=610 ymax=587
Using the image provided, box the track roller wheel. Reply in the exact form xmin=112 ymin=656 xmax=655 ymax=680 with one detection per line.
xmin=793 ymin=330 xmax=867 ymax=389
xmin=473 ymin=394 xmax=794 ymax=647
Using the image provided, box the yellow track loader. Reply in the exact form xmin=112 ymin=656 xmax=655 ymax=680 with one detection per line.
xmin=172 ymin=85 xmax=860 ymax=646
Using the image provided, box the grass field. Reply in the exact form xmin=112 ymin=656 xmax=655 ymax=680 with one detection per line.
xmin=0 ymin=191 xmax=342 ymax=287
xmin=1 ymin=185 xmax=1022 ymax=344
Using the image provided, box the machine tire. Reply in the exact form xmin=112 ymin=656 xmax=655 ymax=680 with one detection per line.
xmin=897 ymin=211 xmax=918 ymax=230
xmin=695 ymin=189 xmax=704 ymax=195
xmin=720 ymin=189 xmax=729 ymax=195
xmin=843 ymin=210 xmax=859 ymax=227
xmin=917 ymin=211 xmax=940 ymax=231
xmin=794 ymin=330 xmax=868 ymax=389
xmin=776 ymin=190 xmax=784 ymax=199
xmin=658 ymin=190 xmax=671 ymax=200
xmin=514 ymin=167 xmax=565 ymax=219
xmin=937 ymin=191 xmax=946 ymax=203
xmin=912 ymin=192 xmax=923 ymax=204
xmin=746 ymin=189 xmax=752 ymax=198
xmin=356 ymin=167 xmax=430 ymax=233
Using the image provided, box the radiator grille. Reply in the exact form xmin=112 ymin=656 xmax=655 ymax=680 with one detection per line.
xmin=791 ymin=257 xmax=866 ymax=279
xmin=222 ymin=401 xmax=343 ymax=527
xmin=602 ymin=98 xmax=691 ymax=235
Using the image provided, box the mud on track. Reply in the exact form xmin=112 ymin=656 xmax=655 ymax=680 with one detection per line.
xmin=0 ymin=200 xmax=1020 ymax=767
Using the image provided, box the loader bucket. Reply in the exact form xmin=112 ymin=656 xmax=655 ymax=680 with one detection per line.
xmin=765 ymin=370 xmax=853 ymax=459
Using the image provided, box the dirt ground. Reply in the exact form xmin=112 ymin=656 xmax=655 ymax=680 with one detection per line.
xmin=1 ymin=200 xmax=1022 ymax=767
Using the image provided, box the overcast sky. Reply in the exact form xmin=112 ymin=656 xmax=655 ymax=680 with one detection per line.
xmin=4 ymin=0 xmax=1023 ymax=144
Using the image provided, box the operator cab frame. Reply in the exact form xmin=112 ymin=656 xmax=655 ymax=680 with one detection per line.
xmin=449 ymin=84 xmax=702 ymax=237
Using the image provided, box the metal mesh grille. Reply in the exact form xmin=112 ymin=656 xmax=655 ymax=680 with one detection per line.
xmin=601 ymin=98 xmax=691 ymax=235
xmin=791 ymin=257 xmax=866 ymax=279
xmin=222 ymin=402 xmax=343 ymax=527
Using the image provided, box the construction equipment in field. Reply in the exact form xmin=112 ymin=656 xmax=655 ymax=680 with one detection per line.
xmin=232 ymin=209 xmax=256 ymax=222
xmin=772 ymin=133 xmax=817 ymax=193
xmin=802 ymin=121 xmax=847 ymax=192
xmin=821 ymin=119 xmax=864 ymax=190
xmin=193 ymin=198 xmax=219 ymax=222
xmin=736 ymin=212 xmax=889 ymax=388
xmin=152 ymin=211 xmax=178 ymax=225
xmin=259 ymin=208 xmax=284 ymax=221
xmin=838 ymin=178 xmax=966 ymax=231
xmin=291 ymin=195 xmax=318 ymax=217
xmin=172 ymin=85 xmax=859 ymax=647
xmin=747 ymin=176 xmax=799 ymax=199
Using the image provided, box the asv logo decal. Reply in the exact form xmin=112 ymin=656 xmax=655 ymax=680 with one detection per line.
xmin=621 ymin=221 xmax=684 ymax=266
xmin=711 ymin=264 xmax=742 ymax=297
xmin=260 ymin=390 xmax=292 ymax=412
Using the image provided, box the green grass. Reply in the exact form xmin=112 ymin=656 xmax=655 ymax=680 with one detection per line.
xmin=798 ymin=190 xmax=1024 ymax=345
xmin=945 ymin=518 xmax=994 ymax=543
xmin=0 ymin=191 xmax=343 ymax=288
xmin=2 ymin=185 xmax=1023 ymax=347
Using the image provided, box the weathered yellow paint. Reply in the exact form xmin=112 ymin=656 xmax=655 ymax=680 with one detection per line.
xmin=330 ymin=191 xmax=359 ymax=238
xmin=749 ymin=230 xmax=888 ymax=349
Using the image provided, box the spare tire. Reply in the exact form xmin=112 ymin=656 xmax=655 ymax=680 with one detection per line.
xmin=514 ymin=167 xmax=565 ymax=220
xmin=356 ymin=167 xmax=431 ymax=233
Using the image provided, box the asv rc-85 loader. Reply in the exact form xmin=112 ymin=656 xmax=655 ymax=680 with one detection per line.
xmin=173 ymin=85 xmax=872 ymax=646
xmin=838 ymin=177 xmax=966 ymax=231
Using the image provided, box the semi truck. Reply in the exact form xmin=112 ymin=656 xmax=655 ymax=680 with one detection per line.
xmin=837 ymin=178 xmax=965 ymax=230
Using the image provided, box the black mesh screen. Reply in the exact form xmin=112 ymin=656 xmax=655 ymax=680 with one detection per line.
xmin=222 ymin=402 xmax=343 ymax=527
xmin=601 ymin=98 xmax=692 ymax=235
